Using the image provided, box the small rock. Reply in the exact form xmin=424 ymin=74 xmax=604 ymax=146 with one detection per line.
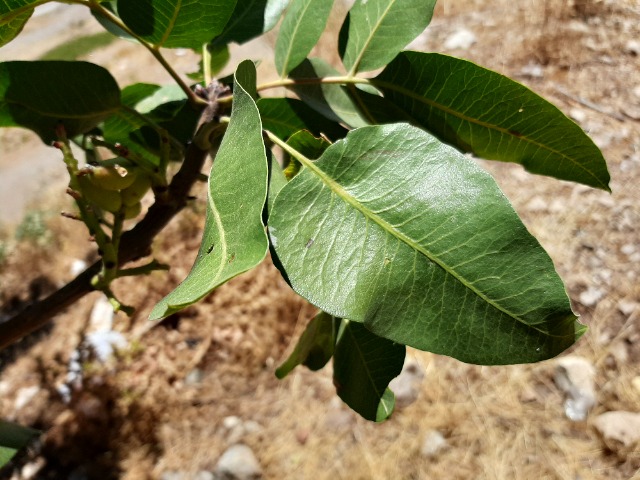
xmin=14 ymin=385 xmax=40 ymax=412
xmin=443 ymin=29 xmax=476 ymax=51
xmin=632 ymin=377 xmax=640 ymax=395
xmin=617 ymin=299 xmax=638 ymax=316
xmin=620 ymin=244 xmax=636 ymax=256
xmin=69 ymin=259 xmax=87 ymax=276
xmin=214 ymin=444 xmax=262 ymax=480
xmin=578 ymin=287 xmax=604 ymax=307
xmin=622 ymin=105 xmax=640 ymax=120
xmin=185 ymin=368 xmax=204 ymax=386
xmin=634 ymin=85 xmax=640 ymax=99
xmin=625 ymin=39 xmax=640 ymax=55
xmin=593 ymin=411 xmax=640 ymax=459
xmin=420 ymin=430 xmax=448 ymax=458
xmin=519 ymin=386 xmax=538 ymax=403
xmin=554 ymin=356 xmax=597 ymax=421
xmin=520 ymin=63 xmax=544 ymax=79
xmin=569 ymin=108 xmax=587 ymax=124
xmin=295 ymin=428 xmax=310 ymax=445
xmin=389 ymin=358 xmax=425 ymax=408
xmin=161 ymin=472 xmax=213 ymax=480
xmin=89 ymin=296 xmax=114 ymax=331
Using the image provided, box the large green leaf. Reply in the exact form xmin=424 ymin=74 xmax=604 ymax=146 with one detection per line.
xmin=333 ymin=321 xmax=405 ymax=421
xmin=276 ymin=311 xmax=336 ymax=379
xmin=274 ymin=0 xmax=334 ymax=76
xmin=257 ymin=97 xmax=347 ymax=140
xmin=269 ymin=123 xmax=583 ymax=365
xmin=0 ymin=421 xmax=39 ymax=468
xmin=117 ymin=0 xmax=237 ymax=49
xmin=0 ymin=8 xmax=31 ymax=48
xmin=0 ymin=61 xmax=120 ymax=143
xmin=211 ymin=0 xmax=290 ymax=46
xmin=290 ymin=58 xmax=369 ymax=128
xmin=150 ymin=60 xmax=268 ymax=320
xmin=374 ymin=52 xmax=610 ymax=190
xmin=339 ymin=0 xmax=436 ymax=74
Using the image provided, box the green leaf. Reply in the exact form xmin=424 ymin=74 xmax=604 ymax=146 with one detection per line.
xmin=257 ymin=97 xmax=347 ymax=140
xmin=333 ymin=321 xmax=405 ymax=421
xmin=286 ymin=130 xmax=331 ymax=160
xmin=92 ymin=2 xmax=134 ymax=41
xmin=0 ymin=420 xmax=39 ymax=468
xmin=276 ymin=311 xmax=336 ymax=378
xmin=339 ymin=0 xmax=436 ymax=74
xmin=0 ymin=8 xmax=31 ymax=48
xmin=374 ymin=52 xmax=610 ymax=190
xmin=211 ymin=0 xmax=290 ymax=46
xmin=0 ymin=61 xmax=120 ymax=143
xmin=269 ymin=123 xmax=583 ymax=365
xmin=266 ymin=149 xmax=288 ymax=217
xmin=274 ymin=0 xmax=334 ymax=76
xmin=290 ymin=58 xmax=369 ymax=128
xmin=117 ymin=0 xmax=237 ymax=49
xmin=150 ymin=60 xmax=268 ymax=320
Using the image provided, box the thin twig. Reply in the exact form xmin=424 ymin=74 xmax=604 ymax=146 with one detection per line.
xmin=553 ymin=84 xmax=626 ymax=122
xmin=0 ymin=86 xmax=231 ymax=350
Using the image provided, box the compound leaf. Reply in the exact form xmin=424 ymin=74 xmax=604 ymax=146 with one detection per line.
xmin=0 ymin=8 xmax=31 ymax=48
xmin=257 ymin=97 xmax=347 ymax=140
xmin=290 ymin=58 xmax=369 ymax=128
xmin=0 ymin=421 xmax=39 ymax=468
xmin=374 ymin=52 xmax=610 ymax=190
xmin=333 ymin=321 xmax=405 ymax=421
xmin=275 ymin=0 xmax=334 ymax=76
xmin=269 ymin=123 xmax=583 ymax=365
xmin=150 ymin=60 xmax=268 ymax=320
xmin=276 ymin=311 xmax=336 ymax=379
xmin=211 ymin=0 xmax=290 ymax=46
xmin=117 ymin=0 xmax=237 ymax=49
xmin=339 ymin=0 xmax=436 ymax=74
xmin=0 ymin=61 xmax=120 ymax=143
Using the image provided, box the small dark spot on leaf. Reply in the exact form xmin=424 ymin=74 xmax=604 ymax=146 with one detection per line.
xmin=509 ymin=129 xmax=522 ymax=137
xmin=305 ymin=238 xmax=314 ymax=249
xmin=206 ymin=244 xmax=215 ymax=254
xmin=228 ymin=253 xmax=236 ymax=264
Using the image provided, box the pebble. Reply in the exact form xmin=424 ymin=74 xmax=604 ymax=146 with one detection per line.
xmin=578 ymin=287 xmax=605 ymax=307
xmin=520 ymin=63 xmax=544 ymax=79
xmin=625 ymin=39 xmax=640 ymax=55
xmin=617 ymin=299 xmax=638 ymax=316
xmin=161 ymin=472 xmax=213 ymax=480
xmin=389 ymin=358 xmax=425 ymax=409
xmin=213 ymin=444 xmax=262 ymax=480
xmin=632 ymin=377 xmax=640 ymax=395
xmin=420 ymin=430 xmax=448 ymax=458
xmin=443 ymin=29 xmax=476 ymax=51
xmin=633 ymin=85 xmax=640 ymax=100
xmin=14 ymin=385 xmax=40 ymax=412
xmin=554 ymin=356 xmax=597 ymax=421
xmin=569 ymin=108 xmax=587 ymax=124
xmin=593 ymin=411 xmax=640 ymax=459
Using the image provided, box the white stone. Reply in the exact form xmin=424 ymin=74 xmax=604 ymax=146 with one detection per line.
xmin=14 ymin=385 xmax=40 ymax=412
xmin=520 ymin=63 xmax=544 ymax=79
xmin=86 ymin=330 xmax=127 ymax=362
xmin=633 ymin=85 xmax=640 ymax=99
xmin=69 ymin=259 xmax=87 ymax=276
xmin=578 ymin=287 xmax=604 ymax=307
xmin=214 ymin=444 xmax=262 ymax=480
xmin=89 ymin=296 xmax=114 ymax=332
xmin=420 ymin=430 xmax=448 ymax=458
xmin=632 ymin=377 xmax=640 ymax=395
xmin=569 ymin=108 xmax=587 ymax=124
xmin=593 ymin=411 xmax=640 ymax=456
xmin=554 ymin=356 xmax=597 ymax=421
xmin=618 ymin=299 xmax=638 ymax=316
xmin=389 ymin=358 xmax=425 ymax=408
xmin=443 ymin=29 xmax=476 ymax=51
xmin=625 ymin=40 xmax=640 ymax=55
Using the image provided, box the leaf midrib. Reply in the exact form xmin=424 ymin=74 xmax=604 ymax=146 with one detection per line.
xmin=282 ymin=140 xmax=551 ymax=336
xmin=348 ymin=0 xmax=397 ymax=75
xmin=157 ymin=0 xmax=182 ymax=47
xmin=279 ymin=0 xmax=315 ymax=76
xmin=371 ymin=77 xmax=608 ymax=191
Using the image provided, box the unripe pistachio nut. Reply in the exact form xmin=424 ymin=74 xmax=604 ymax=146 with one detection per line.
xmin=78 ymin=176 xmax=122 ymax=212
xmin=123 ymin=201 xmax=142 ymax=220
xmin=120 ymin=175 xmax=152 ymax=207
xmin=87 ymin=162 xmax=138 ymax=191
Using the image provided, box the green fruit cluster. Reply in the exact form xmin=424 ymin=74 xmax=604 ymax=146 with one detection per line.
xmin=77 ymin=159 xmax=152 ymax=219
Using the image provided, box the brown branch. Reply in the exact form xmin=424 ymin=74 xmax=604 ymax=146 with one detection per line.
xmin=0 ymin=83 xmax=232 ymax=351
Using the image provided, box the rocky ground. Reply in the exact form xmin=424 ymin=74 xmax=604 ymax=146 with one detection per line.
xmin=0 ymin=1 xmax=639 ymax=479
